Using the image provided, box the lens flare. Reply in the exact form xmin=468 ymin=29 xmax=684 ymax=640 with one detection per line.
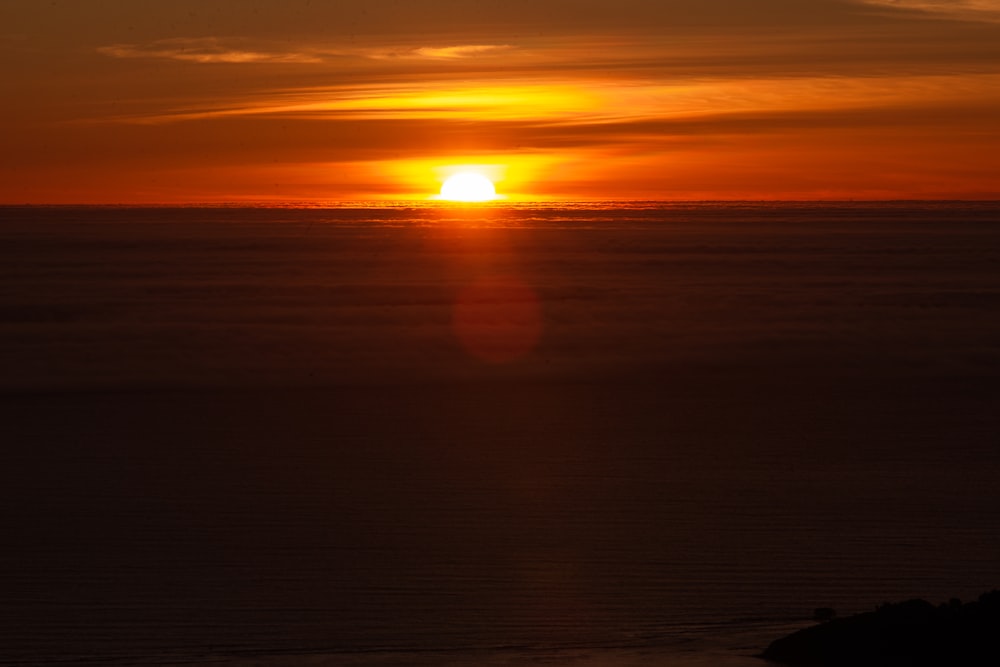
xmin=453 ymin=275 xmax=542 ymax=363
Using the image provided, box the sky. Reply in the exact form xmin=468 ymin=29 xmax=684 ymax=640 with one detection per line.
xmin=2 ymin=0 xmax=1000 ymax=202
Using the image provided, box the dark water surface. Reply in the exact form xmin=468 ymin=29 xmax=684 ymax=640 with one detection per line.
xmin=1 ymin=203 xmax=998 ymax=665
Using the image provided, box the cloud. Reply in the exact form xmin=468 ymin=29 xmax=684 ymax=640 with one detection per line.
xmin=94 ymin=79 xmax=604 ymax=125
xmin=98 ymin=37 xmax=514 ymax=65
xmin=98 ymin=37 xmax=324 ymax=64
xmin=402 ymin=45 xmax=513 ymax=60
xmin=855 ymin=0 xmax=1000 ymax=21
xmin=96 ymin=67 xmax=1000 ymax=131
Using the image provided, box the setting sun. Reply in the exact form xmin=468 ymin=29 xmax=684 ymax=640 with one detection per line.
xmin=439 ymin=171 xmax=498 ymax=202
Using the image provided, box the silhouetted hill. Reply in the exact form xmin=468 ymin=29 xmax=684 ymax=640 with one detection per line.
xmin=761 ymin=591 xmax=1000 ymax=666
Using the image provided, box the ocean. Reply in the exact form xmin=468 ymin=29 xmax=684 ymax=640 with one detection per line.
xmin=1 ymin=202 xmax=998 ymax=665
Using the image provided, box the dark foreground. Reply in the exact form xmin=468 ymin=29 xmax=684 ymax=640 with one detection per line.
xmin=1 ymin=203 xmax=998 ymax=665
xmin=762 ymin=591 xmax=1000 ymax=666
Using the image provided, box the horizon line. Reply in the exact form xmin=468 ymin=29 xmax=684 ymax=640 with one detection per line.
xmin=4 ymin=198 xmax=1000 ymax=209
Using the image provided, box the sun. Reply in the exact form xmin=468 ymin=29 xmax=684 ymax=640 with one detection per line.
xmin=439 ymin=171 xmax=497 ymax=202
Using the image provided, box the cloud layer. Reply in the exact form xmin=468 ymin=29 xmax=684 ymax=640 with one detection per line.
xmin=97 ymin=37 xmax=324 ymax=64
xmin=98 ymin=37 xmax=514 ymax=64
xmin=5 ymin=0 xmax=1000 ymax=201
xmin=856 ymin=0 xmax=1000 ymax=21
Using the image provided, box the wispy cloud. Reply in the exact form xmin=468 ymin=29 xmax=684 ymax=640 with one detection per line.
xmin=98 ymin=37 xmax=324 ymax=64
xmin=392 ymin=45 xmax=513 ymax=60
xmin=855 ymin=0 xmax=1000 ymax=22
xmin=99 ymin=70 xmax=1000 ymax=128
xmin=100 ymin=80 xmax=600 ymax=125
xmin=98 ymin=37 xmax=515 ymax=64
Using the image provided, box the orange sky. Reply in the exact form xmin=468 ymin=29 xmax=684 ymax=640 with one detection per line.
xmin=2 ymin=0 xmax=1000 ymax=202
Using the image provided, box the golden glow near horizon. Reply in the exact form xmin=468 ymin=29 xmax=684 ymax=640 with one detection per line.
xmin=3 ymin=0 xmax=1000 ymax=202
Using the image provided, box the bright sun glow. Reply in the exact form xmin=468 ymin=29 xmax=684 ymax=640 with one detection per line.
xmin=440 ymin=171 xmax=497 ymax=202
